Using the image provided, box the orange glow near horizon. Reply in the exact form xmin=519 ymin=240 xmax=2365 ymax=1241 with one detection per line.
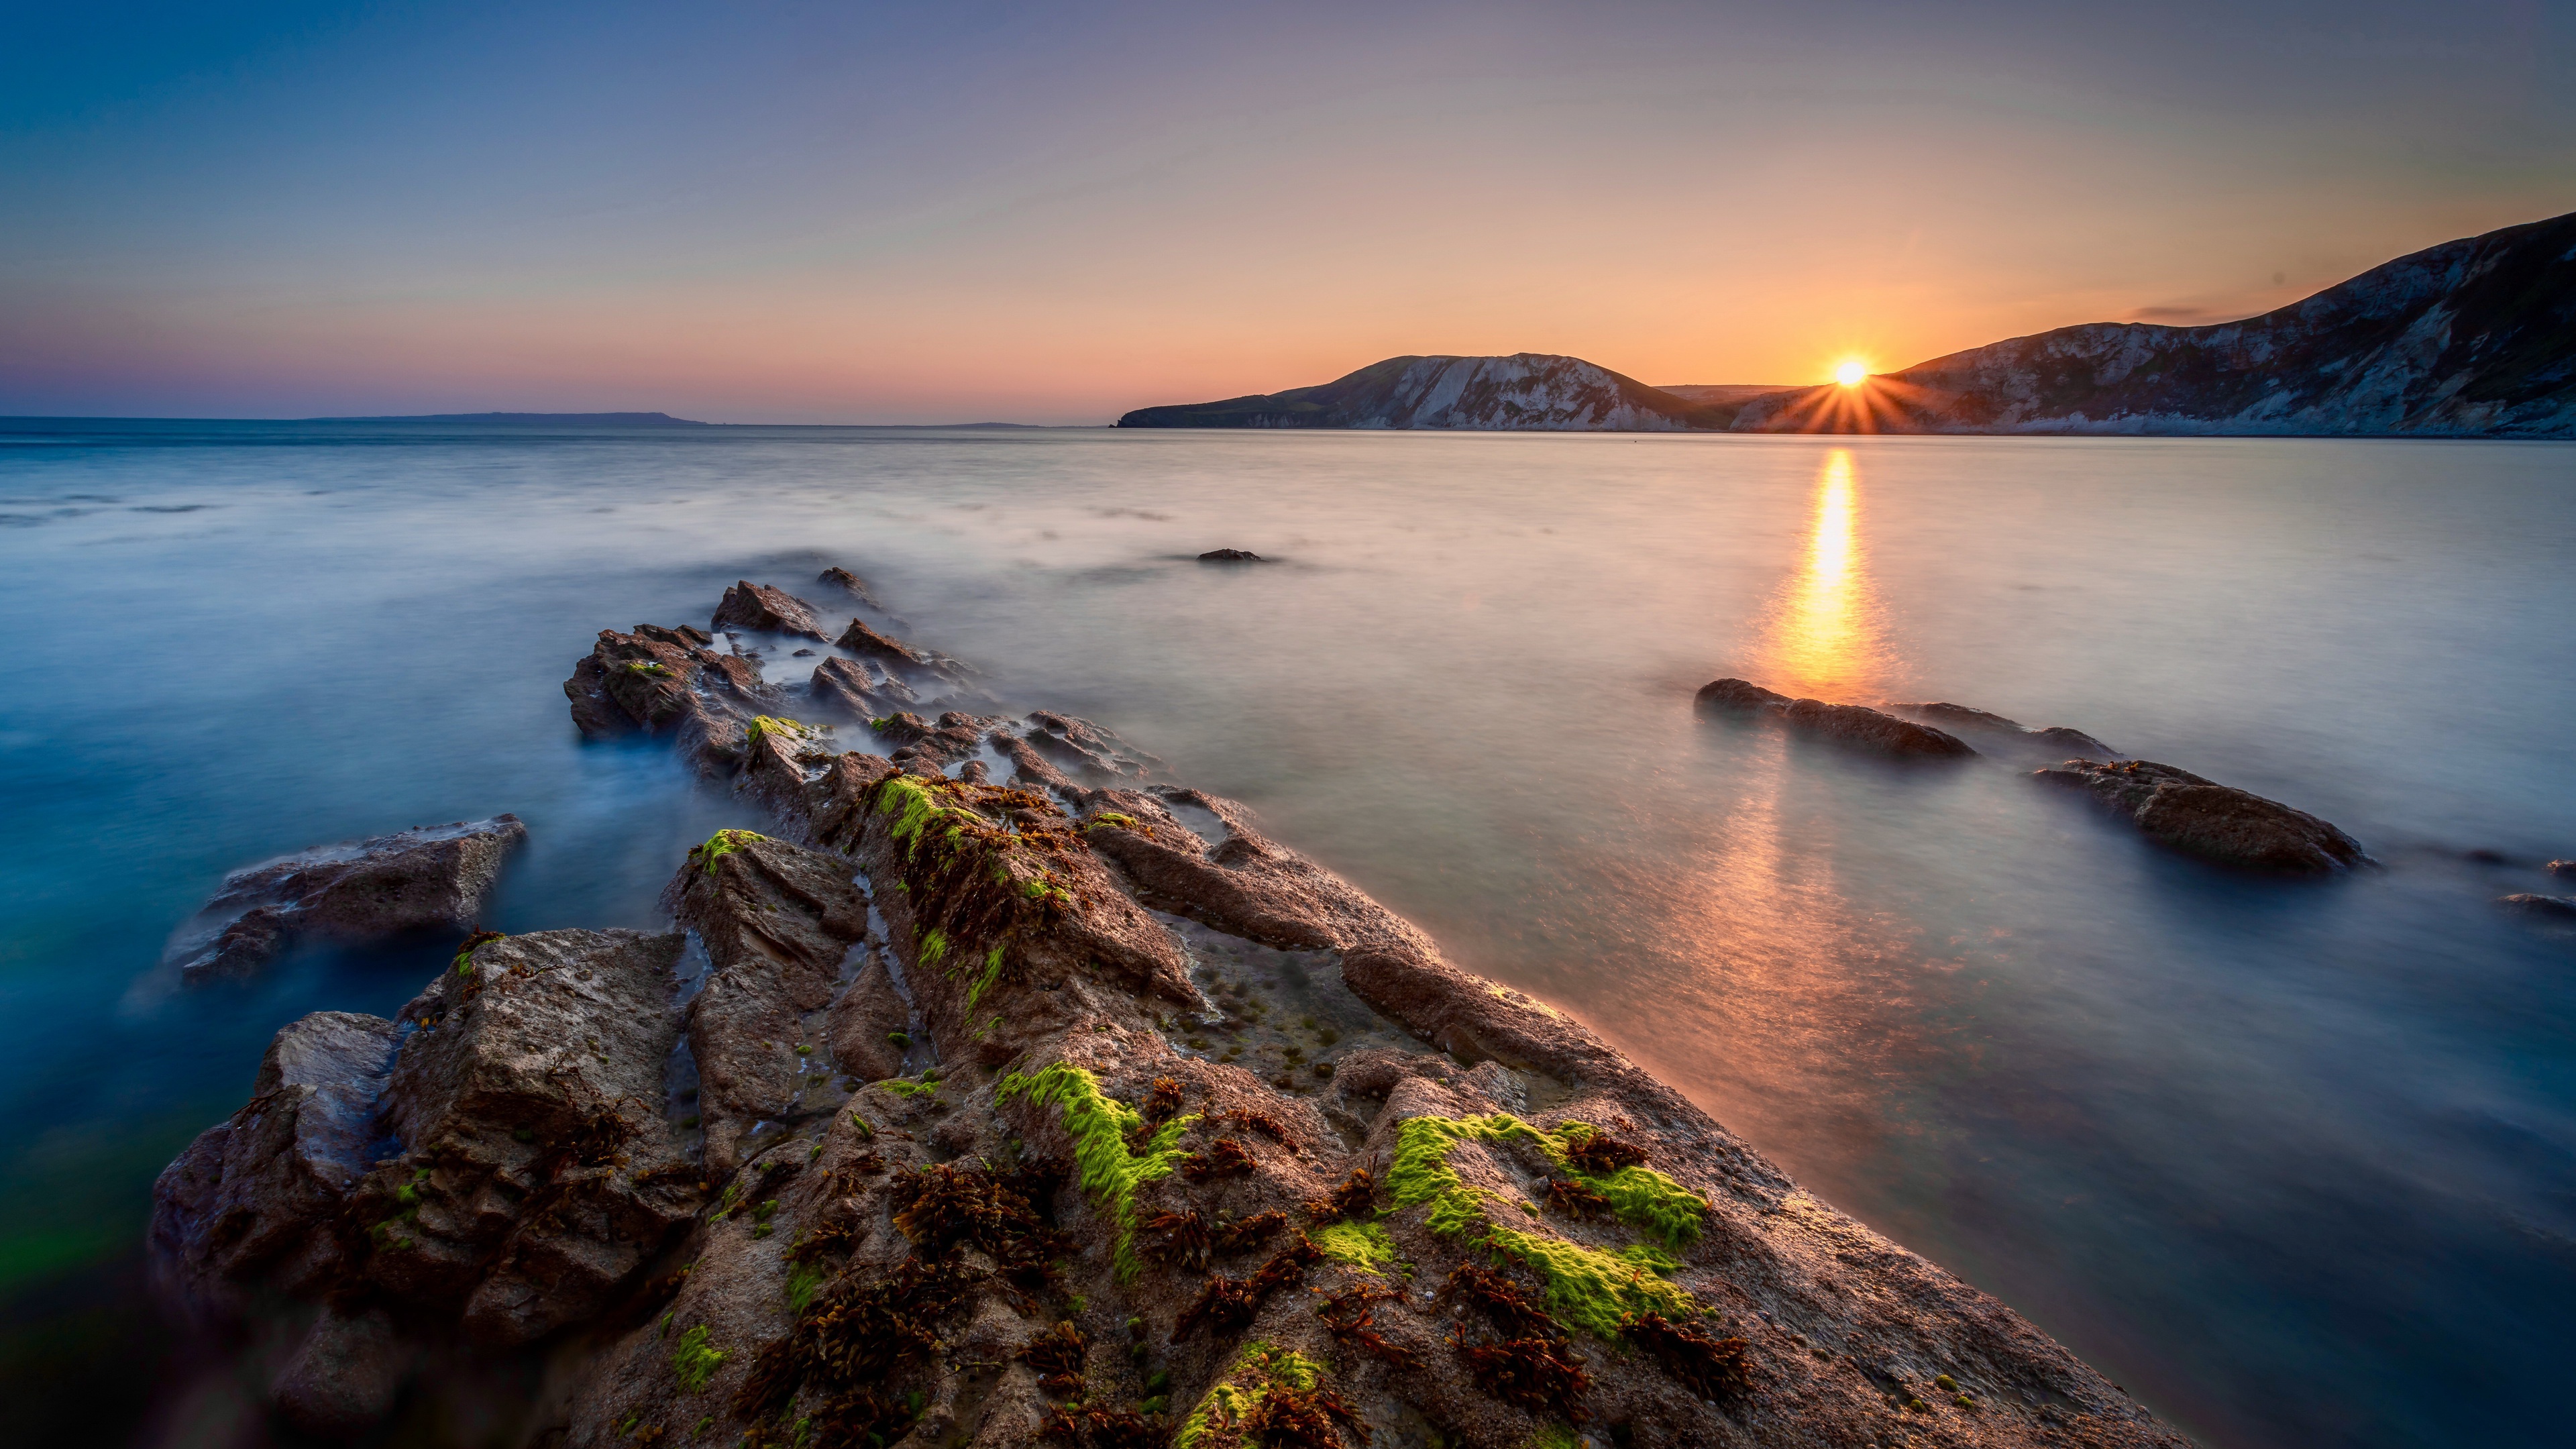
xmin=1757 ymin=448 xmax=1889 ymax=700
xmin=1833 ymin=360 xmax=1868 ymax=386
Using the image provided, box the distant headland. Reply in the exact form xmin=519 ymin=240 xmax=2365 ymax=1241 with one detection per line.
xmin=1118 ymin=209 xmax=2576 ymax=438
xmin=308 ymin=411 xmax=713 ymax=426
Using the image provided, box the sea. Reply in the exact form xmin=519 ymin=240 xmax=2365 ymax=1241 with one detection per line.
xmin=1 ymin=417 xmax=2570 ymax=1448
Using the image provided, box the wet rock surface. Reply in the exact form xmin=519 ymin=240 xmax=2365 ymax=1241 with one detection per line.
xmin=2037 ymin=759 xmax=2370 ymax=873
xmin=2498 ymin=893 xmax=2576 ymax=919
xmin=1695 ymin=679 xmax=1977 ymax=759
xmin=712 ymin=580 xmax=832 ymax=641
xmin=156 ymin=584 xmax=2188 ymax=1448
xmin=1886 ymin=701 xmax=2118 ymax=759
xmin=167 ymin=816 xmax=528 ymax=981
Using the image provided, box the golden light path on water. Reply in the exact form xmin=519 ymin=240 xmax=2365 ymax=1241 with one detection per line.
xmin=1759 ymin=447 xmax=1890 ymax=700
xmin=1627 ymin=445 xmax=1932 ymax=1187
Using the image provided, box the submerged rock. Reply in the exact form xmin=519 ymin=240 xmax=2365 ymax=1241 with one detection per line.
xmin=168 ymin=816 xmax=527 ymax=981
xmin=712 ymin=579 xmax=830 ymax=641
xmin=1694 ymin=678 xmax=1977 ymax=758
xmin=2548 ymin=859 xmax=2576 ymax=878
xmin=2499 ymin=893 xmax=2576 ymax=919
xmin=816 ymin=565 xmax=883 ymax=608
xmin=2037 ymin=759 xmax=2370 ymax=873
xmin=1885 ymin=700 xmax=2118 ymax=758
xmin=152 ymin=585 xmax=2190 ymax=1449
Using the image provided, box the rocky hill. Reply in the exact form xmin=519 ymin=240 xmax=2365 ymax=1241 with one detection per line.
xmin=1735 ymin=209 xmax=2576 ymax=437
xmin=1116 ymin=354 xmax=1737 ymax=431
xmin=1120 ymin=210 xmax=2576 ymax=437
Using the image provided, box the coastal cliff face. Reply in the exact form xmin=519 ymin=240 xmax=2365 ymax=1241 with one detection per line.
xmin=152 ymin=582 xmax=2190 ymax=1449
xmin=1735 ymin=210 xmax=2576 ymax=437
xmin=1116 ymin=354 xmax=1734 ymax=431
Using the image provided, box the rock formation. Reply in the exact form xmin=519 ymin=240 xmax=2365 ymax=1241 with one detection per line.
xmin=1694 ymin=679 xmax=1978 ymax=759
xmin=1198 ymin=549 xmax=1265 ymax=562
xmin=152 ymin=586 xmax=2190 ymax=1448
xmin=1884 ymin=702 xmax=2118 ymax=759
xmin=816 ymin=566 xmax=883 ymax=609
xmin=713 ymin=580 xmax=833 ymax=641
xmin=165 ymin=816 xmax=527 ymax=980
xmin=2498 ymin=894 xmax=2576 ymax=920
xmin=2035 ymin=759 xmax=2369 ymax=873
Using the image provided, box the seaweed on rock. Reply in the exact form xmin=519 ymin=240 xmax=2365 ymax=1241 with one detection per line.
xmin=1625 ymin=1312 xmax=1752 ymax=1401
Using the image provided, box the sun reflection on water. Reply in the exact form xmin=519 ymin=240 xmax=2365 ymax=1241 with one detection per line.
xmin=1760 ymin=447 xmax=1890 ymax=700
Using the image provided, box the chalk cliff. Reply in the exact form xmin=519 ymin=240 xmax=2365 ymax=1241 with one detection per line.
xmin=1117 ymin=354 xmax=1734 ymax=431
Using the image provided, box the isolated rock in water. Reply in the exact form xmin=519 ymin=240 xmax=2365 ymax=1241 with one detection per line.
xmin=352 ymin=927 xmax=700 ymax=1345
xmin=1887 ymin=700 xmax=2119 ymax=758
xmin=816 ymin=565 xmax=883 ymax=608
xmin=150 ymin=1010 xmax=402 ymax=1321
xmin=1198 ymin=547 xmax=1264 ymax=561
xmin=712 ymin=579 xmax=830 ymax=641
xmin=1694 ymin=678 xmax=1977 ymax=758
xmin=2037 ymin=759 xmax=2369 ymax=873
xmin=2549 ymin=859 xmax=2576 ymax=878
xmin=169 ymin=816 xmax=527 ymax=981
xmin=2499 ymin=894 xmax=2576 ymax=919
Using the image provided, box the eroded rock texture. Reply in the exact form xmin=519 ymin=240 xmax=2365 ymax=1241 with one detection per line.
xmin=153 ymin=585 xmax=2189 ymax=1449
xmin=167 ymin=816 xmax=527 ymax=981
xmin=2037 ymin=758 xmax=2369 ymax=873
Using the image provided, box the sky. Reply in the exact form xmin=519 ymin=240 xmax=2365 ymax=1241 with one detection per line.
xmin=3 ymin=1 xmax=2571 ymax=423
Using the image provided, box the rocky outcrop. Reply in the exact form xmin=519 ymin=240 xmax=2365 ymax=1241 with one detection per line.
xmin=1198 ymin=548 xmax=1264 ymax=562
xmin=153 ymin=587 xmax=2192 ymax=1449
xmin=564 ymin=623 xmax=786 ymax=776
xmin=712 ymin=580 xmax=830 ymax=641
xmin=1885 ymin=702 xmax=2118 ymax=759
xmin=1119 ymin=354 xmax=1738 ymax=431
xmin=2548 ymin=860 xmax=2576 ymax=879
xmin=1695 ymin=679 xmax=1978 ymax=759
xmin=663 ymin=832 xmax=870 ymax=1173
xmin=166 ymin=817 xmax=527 ymax=981
xmin=2498 ymin=894 xmax=2576 ymax=919
xmin=815 ymin=566 xmax=882 ymax=609
xmin=2036 ymin=759 xmax=2369 ymax=873
xmin=150 ymin=1010 xmax=402 ymax=1319
xmin=1735 ymin=209 xmax=2576 ymax=437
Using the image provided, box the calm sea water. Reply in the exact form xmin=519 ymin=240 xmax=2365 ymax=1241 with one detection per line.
xmin=1 ymin=419 xmax=2570 ymax=1448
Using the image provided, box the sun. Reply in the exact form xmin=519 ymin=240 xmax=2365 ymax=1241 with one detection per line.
xmin=1833 ymin=360 xmax=1868 ymax=387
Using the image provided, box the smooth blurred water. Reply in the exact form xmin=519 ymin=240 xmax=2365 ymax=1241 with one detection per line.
xmin=1 ymin=419 xmax=2569 ymax=1448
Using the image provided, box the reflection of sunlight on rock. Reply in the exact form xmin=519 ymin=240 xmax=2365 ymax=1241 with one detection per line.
xmin=1756 ymin=449 xmax=1892 ymax=701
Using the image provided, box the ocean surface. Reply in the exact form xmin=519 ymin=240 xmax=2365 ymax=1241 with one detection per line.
xmin=1 ymin=418 xmax=2571 ymax=1448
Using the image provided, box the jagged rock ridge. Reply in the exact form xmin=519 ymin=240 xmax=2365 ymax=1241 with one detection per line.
xmin=152 ymin=579 xmax=2190 ymax=1449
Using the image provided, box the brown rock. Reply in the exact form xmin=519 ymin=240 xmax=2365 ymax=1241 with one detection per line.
xmin=168 ymin=817 xmax=528 ymax=981
xmin=826 ymin=955 xmax=912 ymax=1082
xmin=148 ymin=1010 xmax=402 ymax=1321
xmin=1887 ymin=700 xmax=2118 ymax=758
xmin=2037 ymin=759 xmax=2370 ymax=873
xmin=665 ymin=832 xmax=870 ymax=1171
xmin=1695 ymin=679 xmax=1976 ymax=758
xmin=271 ymin=1305 xmax=417 ymax=1438
xmin=816 ymin=566 xmax=883 ymax=608
xmin=712 ymin=580 xmax=830 ymax=641
xmin=352 ymin=927 xmax=699 ymax=1346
